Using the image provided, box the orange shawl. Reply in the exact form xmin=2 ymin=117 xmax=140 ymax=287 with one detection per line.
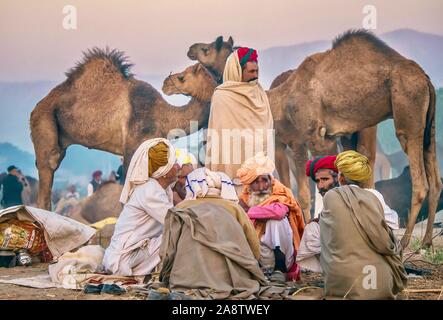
xmin=240 ymin=179 xmax=305 ymax=253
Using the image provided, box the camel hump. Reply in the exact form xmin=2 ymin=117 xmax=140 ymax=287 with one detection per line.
xmin=332 ymin=29 xmax=397 ymax=56
xmin=65 ymin=47 xmax=134 ymax=83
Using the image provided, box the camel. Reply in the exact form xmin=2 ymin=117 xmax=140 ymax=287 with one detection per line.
xmin=65 ymin=181 xmax=123 ymax=248
xmin=187 ymin=31 xmax=441 ymax=248
xmin=278 ymin=29 xmax=441 ymax=248
xmin=30 ymin=47 xmax=213 ymax=210
xmin=375 ymin=166 xmax=443 ymax=228
xmin=68 ymin=181 xmax=123 ymax=224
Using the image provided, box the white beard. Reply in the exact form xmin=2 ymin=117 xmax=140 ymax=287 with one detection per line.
xmin=247 ymin=188 xmax=272 ymax=207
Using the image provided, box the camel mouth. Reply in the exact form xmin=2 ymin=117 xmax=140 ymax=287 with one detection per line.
xmin=161 ymin=85 xmax=174 ymax=96
xmin=187 ymin=50 xmax=197 ymax=60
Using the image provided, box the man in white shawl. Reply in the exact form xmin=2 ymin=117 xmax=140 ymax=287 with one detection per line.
xmin=205 ymin=47 xmax=274 ymax=180
xmin=102 ymin=138 xmax=179 ymax=276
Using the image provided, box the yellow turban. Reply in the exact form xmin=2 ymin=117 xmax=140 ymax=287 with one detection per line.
xmin=334 ymin=150 xmax=372 ymax=182
xmin=236 ymin=152 xmax=275 ymax=185
xmin=148 ymin=142 xmax=169 ymax=176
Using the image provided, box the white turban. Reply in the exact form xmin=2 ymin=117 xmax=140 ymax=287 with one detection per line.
xmin=185 ymin=168 xmax=238 ymax=201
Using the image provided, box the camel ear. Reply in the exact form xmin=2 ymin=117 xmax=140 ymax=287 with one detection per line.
xmin=215 ymin=36 xmax=223 ymax=51
xmin=193 ymin=64 xmax=202 ymax=74
xmin=228 ymin=36 xmax=234 ymax=47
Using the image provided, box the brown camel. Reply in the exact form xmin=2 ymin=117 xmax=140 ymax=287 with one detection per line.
xmin=30 ymin=48 xmax=212 ymax=210
xmin=279 ymin=29 xmax=441 ymax=248
xmin=66 ymin=181 xmax=123 ymax=248
xmin=68 ymin=181 xmax=123 ymax=224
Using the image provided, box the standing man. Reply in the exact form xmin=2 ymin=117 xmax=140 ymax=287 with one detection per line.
xmin=1 ymin=165 xmax=24 ymax=208
xmin=320 ymin=151 xmax=407 ymax=299
xmin=205 ymin=47 xmax=274 ymax=180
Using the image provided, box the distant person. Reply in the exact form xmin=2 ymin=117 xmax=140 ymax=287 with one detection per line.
xmin=16 ymin=169 xmax=32 ymax=205
xmin=87 ymin=170 xmax=103 ymax=197
xmin=1 ymin=165 xmax=24 ymax=208
xmin=55 ymin=184 xmax=80 ymax=216
xmin=65 ymin=184 xmax=80 ymax=200
xmin=108 ymin=170 xmax=118 ymax=183
xmin=116 ymin=157 xmax=125 ymax=185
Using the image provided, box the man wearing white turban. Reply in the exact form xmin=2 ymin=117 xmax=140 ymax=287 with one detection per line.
xmin=103 ymin=138 xmax=179 ymax=276
xmin=175 ymin=167 xmax=260 ymax=259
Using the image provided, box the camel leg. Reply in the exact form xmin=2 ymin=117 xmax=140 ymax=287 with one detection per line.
xmin=422 ymin=148 xmax=441 ymax=247
xmin=356 ymin=126 xmax=377 ymax=188
xmin=30 ymin=108 xmax=67 ymax=211
xmin=290 ymin=142 xmax=311 ymax=223
xmin=398 ymin=137 xmax=428 ymax=248
xmin=421 ymin=86 xmax=442 ymax=248
xmin=275 ymin=139 xmax=291 ymax=188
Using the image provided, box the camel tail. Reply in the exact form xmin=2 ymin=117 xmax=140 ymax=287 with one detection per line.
xmin=423 ymin=78 xmax=436 ymax=151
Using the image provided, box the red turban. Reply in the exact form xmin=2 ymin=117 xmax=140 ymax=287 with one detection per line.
xmin=305 ymin=155 xmax=338 ymax=182
xmin=92 ymin=170 xmax=103 ymax=178
xmin=237 ymin=47 xmax=258 ymax=67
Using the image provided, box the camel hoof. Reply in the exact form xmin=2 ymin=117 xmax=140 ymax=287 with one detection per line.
xmin=421 ymin=239 xmax=433 ymax=249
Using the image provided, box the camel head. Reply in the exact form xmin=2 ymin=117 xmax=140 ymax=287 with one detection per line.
xmin=162 ymin=63 xmax=217 ymax=102
xmin=187 ymin=36 xmax=234 ymax=82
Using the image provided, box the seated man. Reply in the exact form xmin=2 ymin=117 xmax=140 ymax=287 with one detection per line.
xmin=176 ymin=167 xmax=260 ymax=259
xmin=172 ymin=163 xmax=194 ymax=206
xmin=298 ymin=154 xmax=400 ymax=273
xmin=160 ymin=167 xmax=265 ymax=298
xmin=237 ymin=153 xmax=305 ymax=280
xmin=320 ymin=150 xmax=407 ymax=299
xmin=102 ymin=138 xmax=179 ymax=276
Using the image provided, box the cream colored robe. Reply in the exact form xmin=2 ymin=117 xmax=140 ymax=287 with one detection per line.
xmin=205 ymin=51 xmax=274 ymax=180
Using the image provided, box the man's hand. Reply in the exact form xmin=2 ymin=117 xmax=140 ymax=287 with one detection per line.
xmin=238 ymin=198 xmax=250 ymax=212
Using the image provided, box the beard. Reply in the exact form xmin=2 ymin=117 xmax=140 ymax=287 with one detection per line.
xmin=319 ymin=180 xmax=340 ymax=197
xmin=247 ymin=188 xmax=273 ymax=207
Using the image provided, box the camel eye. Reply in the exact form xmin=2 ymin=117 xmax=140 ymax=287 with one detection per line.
xmin=202 ymin=47 xmax=209 ymax=54
xmin=178 ymin=75 xmax=185 ymax=82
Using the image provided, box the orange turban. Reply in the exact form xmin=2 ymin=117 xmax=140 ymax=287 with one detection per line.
xmin=236 ymin=152 xmax=275 ymax=185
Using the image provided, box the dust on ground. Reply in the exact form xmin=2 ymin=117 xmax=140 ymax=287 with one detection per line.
xmin=1 ymin=226 xmax=441 ymax=300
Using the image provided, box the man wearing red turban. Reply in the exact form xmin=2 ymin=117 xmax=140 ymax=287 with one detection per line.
xmin=205 ymin=46 xmax=274 ymax=180
xmin=305 ymin=155 xmax=339 ymax=197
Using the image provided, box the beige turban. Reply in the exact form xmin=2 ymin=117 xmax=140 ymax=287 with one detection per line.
xmin=335 ymin=150 xmax=372 ymax=182
xmin=223 ymin=50 xmax=243 ymax=82
xmin=236 ymin=152 xmax=275 ymax=185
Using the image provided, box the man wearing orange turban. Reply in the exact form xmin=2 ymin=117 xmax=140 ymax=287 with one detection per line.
xmin=237 ymin=152 xmax=305 ymax=281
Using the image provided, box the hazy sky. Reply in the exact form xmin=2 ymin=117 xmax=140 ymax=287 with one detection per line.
xmin=0 ymin=0 xmax=442 ymax=81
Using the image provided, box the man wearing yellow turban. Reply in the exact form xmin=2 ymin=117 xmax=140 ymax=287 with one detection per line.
xmin=320 ymin=150 xmax=407 ymax=299
xmin=103 ymin=138 xmax=180 ymax=276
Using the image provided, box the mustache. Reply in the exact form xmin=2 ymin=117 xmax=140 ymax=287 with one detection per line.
xmin=248 ymin=77 xmax=258 ymax=82
xmin=251 ymin=190 xmax=271 ymax=195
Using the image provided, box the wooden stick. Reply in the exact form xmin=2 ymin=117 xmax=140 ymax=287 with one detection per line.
xmin=404 ymin=288 xmax=443 ymax=293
